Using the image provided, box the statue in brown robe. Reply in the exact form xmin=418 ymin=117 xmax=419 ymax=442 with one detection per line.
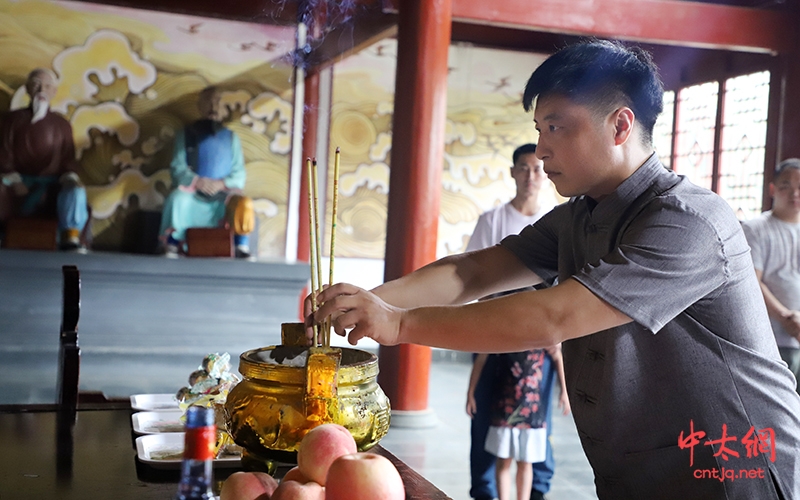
xmin=0 ymin=68 xmax=87 ymax=250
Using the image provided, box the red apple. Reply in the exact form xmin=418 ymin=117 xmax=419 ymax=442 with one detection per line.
xmin=297 ymin=423 xmax=357 ymax=485
xmin=220 ymin=471 xmax=279 ymax=500
xmin=325 ymin=453 xmax=405 ymax=500
xmin=282 ymin=466 xmax=311 ymax=484
xmin=271 ymin=479 xmax=325 ymax=500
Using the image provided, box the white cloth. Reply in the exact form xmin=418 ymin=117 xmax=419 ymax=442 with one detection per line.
xmin=466 ymin=202 xmax=552 ymax=252
xmin=484 ymin=425 xmax=547 ymax=463
xmin=742 ymin=211 xmax=800 ymax=349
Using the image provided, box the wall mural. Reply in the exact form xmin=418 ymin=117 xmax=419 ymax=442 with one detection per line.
xmin=327 ymin=39 xmax=559 ymax=261
xmin=0 ymin=0 xmax=295 ymax=257
xmin=1 ymin=0 xmax=560 ymax=263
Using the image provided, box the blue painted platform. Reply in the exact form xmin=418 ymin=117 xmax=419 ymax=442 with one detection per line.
xmin=0 ymin=249 xmax=308 ymax=403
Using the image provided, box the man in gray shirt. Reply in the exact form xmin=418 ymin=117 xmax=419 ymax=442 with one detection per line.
xmin=743 ymin=158 xmax=800 ymax=394
xmin=311 ymin=40 xmax=800 ymax=499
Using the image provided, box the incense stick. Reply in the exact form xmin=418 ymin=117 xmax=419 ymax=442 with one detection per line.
xmin=306 ymin=158 xmax=320 ymax=344
xmin=311 ymin=159 xmax=324 ymax=345
xmin=327 ymin=147 xmax=341 ymax=347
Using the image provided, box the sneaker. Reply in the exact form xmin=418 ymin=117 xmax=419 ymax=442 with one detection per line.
xmin=163 ymin=243 xmax=180 ymax=258
xmin=530 ymin=491 xmax=548 ymax=500
xmin=235 ymin=244 xmax=251 ymax=259
xmin=59 ymin=229 xmax=82 ymax=251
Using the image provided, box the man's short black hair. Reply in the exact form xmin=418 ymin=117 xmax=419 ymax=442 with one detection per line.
xmin=522 ymin=40 xmax=664 ymax=145
xmin=512 ymin=143 xmax=537 ymax=165
xmin=774 ymin=158 xmax=800 ymax=181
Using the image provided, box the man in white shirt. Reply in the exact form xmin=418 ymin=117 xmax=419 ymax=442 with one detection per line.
xmin=465 ymin=144 xmax=560 ymax=500
xmin=466 ymin=144 xmax=553 ymax=252
xmin=743 ymin=158 xmax=800 ymax=394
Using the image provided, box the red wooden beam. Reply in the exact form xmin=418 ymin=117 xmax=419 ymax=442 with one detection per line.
xmin=387 ymin=0 xmax=795 ymax=55
xmin=380 ymin=0 xmax=453 ymax=415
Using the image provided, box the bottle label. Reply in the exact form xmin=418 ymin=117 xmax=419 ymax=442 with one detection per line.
xmin=184 ymin=426 xmax=216 ymax=461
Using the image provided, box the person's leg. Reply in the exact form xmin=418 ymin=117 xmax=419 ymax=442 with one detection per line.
xmin=0 ymin=183 xmax=15 ymax=239
xmin=495 ymin=457 xmax=513 ymax=500
xmin=57 ymin=185 xmax=88 ymax=248
xmin=778 ymin=347 xmax=800 ymax=395
xmin=471 ymin=354 xmax=498 ymax=500
xmin=516 ymin=461 xmax=533 ymax=500
xmin=531 ymin=355 xmax=555 ymax=499
xmin=228 ymin=195 xmax=253 ymax=257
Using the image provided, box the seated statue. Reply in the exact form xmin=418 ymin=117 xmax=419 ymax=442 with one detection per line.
xmin=160 ymin=87 xmax=254 ymax=258
xmin=0 ymin=68 xmax=88 ymax=250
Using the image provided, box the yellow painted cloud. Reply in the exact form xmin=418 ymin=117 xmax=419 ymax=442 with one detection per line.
xmin=71 ymin=101 xmax=139 ymax=158
xmin=86 ymin=167 xmax=170 ymax=219
xmin=339 ymin=162 xmax=389 ymax=197
xmin=52 ymin=29 xmax=156 ymax=113
xmin=369 ymin=132 xmax=391 ymax=162
xmin=112 ymin=149 xmax=148 ymax=170
xmin=445 ymin=119 xmax=478 ymax=146
xmin=245 ymin=91 xmax=292 ymax=154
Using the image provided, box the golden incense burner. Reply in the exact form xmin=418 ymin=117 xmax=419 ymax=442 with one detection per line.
xmin=225 ymin=323 xmax=391 ymax=468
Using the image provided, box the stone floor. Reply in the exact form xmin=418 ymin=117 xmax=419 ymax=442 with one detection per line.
xmin=380 ymin=359 xmax=598 ymax=500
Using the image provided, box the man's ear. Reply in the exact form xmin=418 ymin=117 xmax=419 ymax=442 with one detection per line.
xmin=769 ymin=182 xmax=776 ymax=199
xmin=612 ymin=107 xmax=635 ymax=146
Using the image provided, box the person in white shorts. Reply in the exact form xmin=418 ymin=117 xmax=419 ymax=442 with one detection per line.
xmin=465 ymin=143 xmax=569 ymax=500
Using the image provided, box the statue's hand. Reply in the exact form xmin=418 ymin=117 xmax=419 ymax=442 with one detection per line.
xmin=11 ymin=182 xmax=28 ymax=197
xmin=196 ymin=177 xmax=225 ymax=196
xmin=59 ymin=172 xmax=83 ymax=189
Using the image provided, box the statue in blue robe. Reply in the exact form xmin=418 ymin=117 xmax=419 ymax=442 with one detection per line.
xmin=160 ymin=87 xmax=253 ymax=258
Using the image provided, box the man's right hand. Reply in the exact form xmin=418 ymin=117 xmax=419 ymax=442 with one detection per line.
xmin=306 ymin=283 xmax=404 ymax=347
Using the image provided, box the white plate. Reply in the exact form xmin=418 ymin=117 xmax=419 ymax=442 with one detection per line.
xmin=130 ymin=393 xmax=180 ymax=411
xmin=135 ymin=433 xmax=242 ymax=469
xmin=131 ymin=410 xmax=185 ymax=435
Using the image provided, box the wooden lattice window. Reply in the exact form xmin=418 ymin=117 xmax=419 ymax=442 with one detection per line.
xmin=653 ymin=71 xmax=769 ymax=220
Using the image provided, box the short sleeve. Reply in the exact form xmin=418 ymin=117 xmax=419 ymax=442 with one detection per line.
xmin=466 ymin=212 xmax=493 ymax=252
xmin=574 ymin=200 xmax=728 ymax=333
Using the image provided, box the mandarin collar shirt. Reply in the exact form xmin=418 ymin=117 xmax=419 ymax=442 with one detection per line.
xmin=501 ymin=153 xmax=800 ymax=499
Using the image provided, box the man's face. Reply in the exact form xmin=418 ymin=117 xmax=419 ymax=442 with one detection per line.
xmin=198 ymin=90 xmax=223 ymax=121
xmin=25 ymin=71 xmax=57 ymax=102
xmin=770 ymin=168 xmax=800 ymax=215
xmin=511 ymin=152 xmax=546 ymax=197
xmin=533 ymin=94 xmax=618 ymax=199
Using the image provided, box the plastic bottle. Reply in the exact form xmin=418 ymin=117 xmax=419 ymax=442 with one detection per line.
xmin=174 ymin=405 xmax=216 ymax=500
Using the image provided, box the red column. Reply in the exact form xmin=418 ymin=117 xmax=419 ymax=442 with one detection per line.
xmin=296 ymin=0 xmax=327 ymax=317
xmin=297 ymin=69 xmax=320 ymax=264
xmin=379 ymin=0 xmax=452 ymax=421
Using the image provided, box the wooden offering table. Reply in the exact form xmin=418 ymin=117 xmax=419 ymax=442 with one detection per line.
xmin=0 ymin=405 xmax=452 ymax=500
